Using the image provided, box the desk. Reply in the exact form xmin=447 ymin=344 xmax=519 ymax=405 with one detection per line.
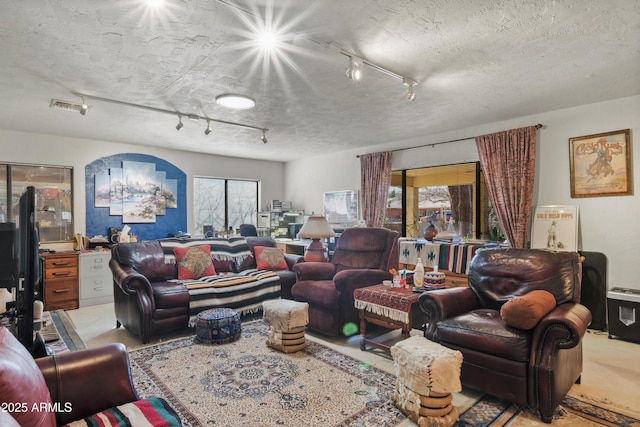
xmin=275 ymin=239 xmax=309 ymax=256
xmin=354 ymin=284 xmax=426 ymax=353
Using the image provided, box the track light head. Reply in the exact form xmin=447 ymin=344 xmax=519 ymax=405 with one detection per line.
xmin=79 ymin=97 xmax=88 ymax=115
xmin=403 ymin=78 xmax=417 ymax=101
xmin=176 ymin=116 xmax=184 ymax=131
xmin=261 ymin=130 xmax=268 ymax=144
xmin=204 ymin=120 xmax=212 ymax=135
xmin=346 ymin=56 xmax=362 ymax=81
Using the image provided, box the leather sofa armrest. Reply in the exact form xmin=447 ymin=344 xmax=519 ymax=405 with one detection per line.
xmin=284 ymin=254 xmax=304 ymax=271
xmin=419 ymin=287 xmax=479 ymax=339
xmin=110 ymin=258 xmax=154 ymax=296
xmin=532 ymin=302 xmax=592 ymax=352
xmin=293 ymin=262 xmax=336 ymax=280
xmin=36 ymin=343 xmax=139 ymax=426
xmin=333 ymin=269 xmax=392 ymax=295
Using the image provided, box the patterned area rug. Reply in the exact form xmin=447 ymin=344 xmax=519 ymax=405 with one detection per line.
xmin=129 ymin=321 xmax=640 ymax=427
xmin=39 ymin=310 xmax=87 ymax=354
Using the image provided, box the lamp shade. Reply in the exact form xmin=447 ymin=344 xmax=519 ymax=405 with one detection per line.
xmin=298 ymin=216 xmax=335 ymax=239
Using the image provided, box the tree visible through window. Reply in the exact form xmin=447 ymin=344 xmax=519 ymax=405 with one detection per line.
xmin=194 ymin=177 xmax=258 ymax=236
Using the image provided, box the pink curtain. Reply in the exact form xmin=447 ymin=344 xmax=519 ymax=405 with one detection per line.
xmin=475 ymin=126 xmax=537 ymax=248
xmin=360 ymin=151 xmax=392 ymax=227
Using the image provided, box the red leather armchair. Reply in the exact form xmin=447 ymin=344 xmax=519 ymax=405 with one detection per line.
xmin=418 ymin=248 xmax=592 ymax=423
xmin=292 ymin=227 xmax=399 ymax=336
xmin=0 ymin=327 xmax=180 ymax=426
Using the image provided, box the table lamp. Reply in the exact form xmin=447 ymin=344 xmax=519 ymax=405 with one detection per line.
xmin=298 ymin=215 xmax=335 ymax=262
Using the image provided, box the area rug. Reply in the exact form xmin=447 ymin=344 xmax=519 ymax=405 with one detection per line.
xmin=129 ymin=320 xmax=640 ymax=427
xmin=39 ymin=310 xmax=87 ymax=354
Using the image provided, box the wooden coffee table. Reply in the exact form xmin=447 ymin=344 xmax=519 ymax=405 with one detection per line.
xmin=354 ymin=284 xmax=426 ymax=353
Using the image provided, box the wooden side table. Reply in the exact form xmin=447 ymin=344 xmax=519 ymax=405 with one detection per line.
xmin=354 ymin=284 xmax=426 ymax=353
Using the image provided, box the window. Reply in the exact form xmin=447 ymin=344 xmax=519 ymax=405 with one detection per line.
xmin=0 ymin=163 xmax=74 ymax=243
xmin=194 ymin=177 xmax=258 ymax=235
xmin=384 ymin=162 xmax=496 ymax=240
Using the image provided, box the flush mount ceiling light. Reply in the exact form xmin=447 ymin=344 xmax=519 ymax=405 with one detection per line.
xmin=70 ymin=92 xmax=268 ymax=141
xmin=341 ymin=50 xmax=418 ymax=101
xmin=215 ymin=94 xmax=256 ymax=110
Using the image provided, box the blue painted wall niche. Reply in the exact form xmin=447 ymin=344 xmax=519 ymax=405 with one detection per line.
xmin=85 ymin=153 xmax=187 ymax=241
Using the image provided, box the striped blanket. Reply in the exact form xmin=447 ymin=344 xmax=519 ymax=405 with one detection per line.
xmin=159 ymin=237 xmax=252 ymax=267
xmin=399 ymin=240 xmax=490 ymax=275
xmin=171 ymin=269 xmax=281 ymax=317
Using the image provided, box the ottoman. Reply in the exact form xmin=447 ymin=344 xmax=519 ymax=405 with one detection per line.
xmin=262 ymin=300 xmax=309 ymax=353
xmin=195 ymin=308 xmax=242 ymax=344
xmin=390 ymin=336 xmax=462 ymax=427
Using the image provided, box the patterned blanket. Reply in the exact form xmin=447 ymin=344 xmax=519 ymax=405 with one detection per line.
xmin=171 ymin=269 xmax=281 ymax=316
xmin=398 ymin=239 xmax=493 ymax=274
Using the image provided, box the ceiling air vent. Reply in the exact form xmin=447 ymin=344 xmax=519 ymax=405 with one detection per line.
xmin=50 ymin=99 xmax=83 ymax=113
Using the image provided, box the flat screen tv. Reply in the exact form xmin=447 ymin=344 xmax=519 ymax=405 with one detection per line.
xmin=0 ymin=222 xmax=16 ymax=290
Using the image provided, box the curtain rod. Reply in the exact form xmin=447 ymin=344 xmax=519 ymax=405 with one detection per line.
xmin=356 ymin=123 xmax=543 ymax=158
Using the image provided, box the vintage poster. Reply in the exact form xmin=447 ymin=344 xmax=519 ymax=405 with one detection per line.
xmin=569 ymin=129 xmax=632 ymax=198
xmin=531 ymin=205 xmax=579 ymax=252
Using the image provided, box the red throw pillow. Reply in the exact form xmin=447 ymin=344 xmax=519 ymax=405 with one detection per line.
xmin=254 ymin=246 xmax=288 ymax=271
xmin=173 ymin=245 xmax=216 ymax=280
xmin=500 ymin=290 xmax=557 ymax=330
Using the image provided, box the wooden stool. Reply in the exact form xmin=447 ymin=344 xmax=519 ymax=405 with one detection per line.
xmin=262 ymin=300 xmax=309 ymax=353
xmin=390 ymin=336 xmax=462 ymax=427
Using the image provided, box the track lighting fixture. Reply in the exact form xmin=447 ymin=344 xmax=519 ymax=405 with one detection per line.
xmin=346 ymin=56 xmax=362 ymax=81
xmin=342 ymin=50 xmax=417 ymax=101
xmin=79 ymin=97 xmax=89 ymax=115
xmin=71 ymin=92 xmax=269 ymax=141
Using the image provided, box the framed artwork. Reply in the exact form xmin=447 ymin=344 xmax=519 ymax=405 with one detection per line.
xmin=569 ymin=129 xmax=632 ymax=198
xmin=530 ymin=205 xmax=579 ymax=252
xmin=323 ymin=190 xmax=359 ymax=226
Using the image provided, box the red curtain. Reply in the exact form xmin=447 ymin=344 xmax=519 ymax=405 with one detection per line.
xmin=475 ymin=126 xmax=537 ymax=248
xmin=360 ymin=151 xmax=392 ymax=227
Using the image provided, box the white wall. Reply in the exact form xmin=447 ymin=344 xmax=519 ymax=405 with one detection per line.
xmin=0 ymin=129 xmax=286 ymax=243
xmin=285 ymin=95 xmax=640 ymax=291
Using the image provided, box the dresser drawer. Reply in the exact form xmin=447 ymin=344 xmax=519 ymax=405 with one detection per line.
xmin=45 ymin=266 xmax=78 ymax=280
xmin=44 ymin=278 xmax=80 ymax=303
xmin=44 ymin=256 xmax=79 ymax=271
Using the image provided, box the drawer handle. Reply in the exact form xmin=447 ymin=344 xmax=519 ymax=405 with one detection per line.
xmin=52 ymin=271 xmax=71 ymax=277
xmin=93 ymin=287 xmax=104 ymax=291
xmin=52 ymin=261 xmax=71 ymax=266
xmin=53 ymin=289 xmax=70 ymax=293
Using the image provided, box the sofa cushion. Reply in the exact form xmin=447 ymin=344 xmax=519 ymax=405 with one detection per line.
xmin=500 ymin=290 xmax=556 ymax=330
xmin=173 ymin=245 xmax=216 ymax=280
xmin=254 ymin=246 xmax=288 ymax=270
xmin=0 ymin=328 xmax=56 ymax=427
xmin=62 ymin=397 xmax=181 ymax=427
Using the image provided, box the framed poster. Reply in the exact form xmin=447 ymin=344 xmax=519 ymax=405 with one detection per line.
xmin=531 ymin=205 xmax=579 ymax=252
xmin=323 ymin=190 xmax=359 ymax=226
xmin=569 ymin=129 xmax=632 ymax=198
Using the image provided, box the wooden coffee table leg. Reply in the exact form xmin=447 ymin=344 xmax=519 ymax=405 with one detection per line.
xmin=359 ymin=309 xmax=367 ymax=351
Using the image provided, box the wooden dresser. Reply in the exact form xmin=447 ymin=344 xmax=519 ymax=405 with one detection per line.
xmin=41 ymin=252 xmax=79 ymax=311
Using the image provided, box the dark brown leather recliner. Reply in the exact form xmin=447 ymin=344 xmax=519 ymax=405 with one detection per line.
xmin=419 ymin=248 xmax=592 ymax=423
xmin=292 ymin=227 xmax=399 ymax=336
xmin=0 ymin=327 xmax=179 ymax=426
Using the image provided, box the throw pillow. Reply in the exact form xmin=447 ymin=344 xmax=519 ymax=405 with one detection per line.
xmin=254 ymin=246 xmax=288 ymax=271
xmin=173 ymin=245 xmax=216 ymax=280
xmin=63 ymin=397 xmax=181 ymax=427
xmin=500 ymin=290 xmax=557 ymax=330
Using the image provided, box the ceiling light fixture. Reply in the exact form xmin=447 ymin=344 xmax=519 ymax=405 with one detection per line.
xmin=346 ymin=56 xmax=362 ymax=81
xmin=204 ymin=120 xmax=212 ymax=135
xmin=215 ymin=94 xmax=256 ymax=110
xmin=79 ymin=96 xmax=89 ymax=115
xmin=261 ymin=130 xmax=268 ymax=144
xmin=341 ymin=50 xmax=418 ymax=101
xmin=71 ymin=92 xmax=268 ymax=140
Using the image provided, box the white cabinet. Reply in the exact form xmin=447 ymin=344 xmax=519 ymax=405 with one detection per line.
xmin=79 ymin=251 xmax=113 ymax=307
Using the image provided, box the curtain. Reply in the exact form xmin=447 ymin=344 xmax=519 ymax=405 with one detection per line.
xmin=360 ymin=151 xmax=392 ymax=228
xmin=475 ymin=126 xmax=537 ymax=248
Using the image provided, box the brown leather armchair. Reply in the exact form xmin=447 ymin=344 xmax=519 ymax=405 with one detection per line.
xmin=0 ymin=327 xmax=180 ymax=426
xmin=418 ymin=248 xmax=592 ymax=423
xmin=292 ymin=227 xmax=399 ymax=336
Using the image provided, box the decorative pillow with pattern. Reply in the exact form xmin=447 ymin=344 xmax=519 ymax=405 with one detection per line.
xmin=173 ymin=245 xmax=216 ymax=280
xmin=254 ymin=246 xmax=288 ymax=271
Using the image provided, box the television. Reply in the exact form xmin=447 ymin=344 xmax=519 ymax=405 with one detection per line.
xmin=0 ymin=222 xmax=17 ymax=289
xmin=16 ymin=186 xmax=42 ymax=352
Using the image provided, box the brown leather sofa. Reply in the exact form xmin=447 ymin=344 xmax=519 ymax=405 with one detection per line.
xmin=418 ymin=248 xmax=592 ymax=423
xmin=110 ymin=237 xmax=302 ymax=343
xmin=292 ymin=227 xmax=399 ymax=336
xmin=0 ymin=327 xmax=179 ymax=426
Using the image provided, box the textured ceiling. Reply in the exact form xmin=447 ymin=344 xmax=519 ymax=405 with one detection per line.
xmin=0 ymin=0 xmax=639 ymax=162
